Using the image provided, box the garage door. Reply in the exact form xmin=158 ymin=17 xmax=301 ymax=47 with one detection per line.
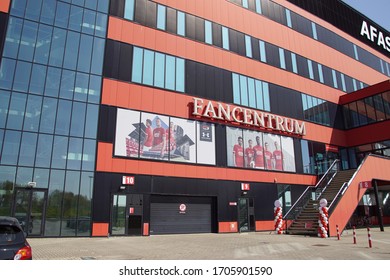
xmin=150 ymin=196 xmax=213 ymax=234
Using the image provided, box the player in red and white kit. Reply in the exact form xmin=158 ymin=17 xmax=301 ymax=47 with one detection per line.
xmin=143 ymin=119 xmax=153 ymax=149
xmin=273 ymin=141 xmax=284 ymax=171
xmin=264 ymin=142 xmax=273 ymax=170
xmin=152 ymin=118 xmax=166 ymax=157
xmin=233 ymin=137 xmax=244 ymax=167
xmin=245 ymin=139 xmax=255 ymax=168
xmin=253 ymin=135 xmax=265 ymax=169
xmin=166 ymin=121 xmax=177 ymax=152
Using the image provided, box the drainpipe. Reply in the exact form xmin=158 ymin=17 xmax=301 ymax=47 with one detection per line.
xmin=373 ymin=180 xmax=384 ymax=232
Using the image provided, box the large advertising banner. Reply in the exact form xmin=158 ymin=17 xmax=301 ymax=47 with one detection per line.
xmin=170 ymin=117 xmax=196 ymax=163
xmin=281 ymin=136 xmax=296 ymax=172
xmin=226 ymin=127 xmax=244 ymax=167
xmin=197 ymin=122 xmax=216 ymax=165
xmin=243 ymin=130 xmax=258 ymax=168
xmin=114 ymin=108 xmax=141 ymax=158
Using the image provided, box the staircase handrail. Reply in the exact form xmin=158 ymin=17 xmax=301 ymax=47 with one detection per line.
xmin=283 ymin=186 xmax=313 ymax=219
xmin=314 ymin=159 xmax=340 ymax=199
xmin=327 ymin=182 xmax=348 ymax=214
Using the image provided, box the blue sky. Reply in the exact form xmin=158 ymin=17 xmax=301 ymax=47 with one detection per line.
xmin=342 ymin=0 xmax=390 ymax=32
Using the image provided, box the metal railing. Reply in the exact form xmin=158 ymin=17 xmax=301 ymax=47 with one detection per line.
xmin=283 ymin=159 xmax=340 ymax=231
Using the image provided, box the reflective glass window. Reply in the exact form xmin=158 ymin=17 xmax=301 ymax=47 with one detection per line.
xmin=77 ymin=34 xmax=93 ymax=73
xmin=259 ymin=40 xmax=266 ymax=63
xmin=340 ymin=73 xmax=347 ymax=92
xmin=142 ymin=50 xmax=154 ymax=86
xmin=61 ymin=171 xmax=80 ymax=236
xmin=124 ymin=0 xmax=135 ymax=21
xmin=353 ymin=44 xmax=359 ymax=60
xmin=332 ymin=70 xmax=338 ymax=88
xmin=25 ymin=0 xmax=42 ymax=21
xmin=70 ymin=102 xmax=86 ymax=137
xmin=383 ymin=92 xmax=390 ymax=118
xmin=60 ymin=70 xmax=76 ymax=100
xmin=15 ymin=167 xmax=33 ymax=187
xmin=279 ymin=48 xmax=286 ymax=69
xmin=23 ymin=94 xmax=42 ymax=132
xmin=63 ymin=31 xmax=81 ymax=70
xmin=10 ymin=0 xmax=27 ymax=17
xmin=69 ymin=5 xmax=83 ymax=32
xmin=35 ymin=134 xmax=53 ymax=168
xmin=13 ymin=61 xmax=32 ymax=93
xmin=255 ymin=80 xmax=263 ymax=110
xmin=49 ymin=28 xmax=66 ymax=67
xmin=40 ymin=0 xmax=57 ymax=25
xmin=0 ymin=91 xmax=10 ymax=128
xmin=177 ymin=11 xmax=185 ymax=36
xmin=245 ymin=35 xmax=252 ymax=58
xmin=18 ymin=132 xmax=38 ymax=166
xmin=97 ymin=0 xmax=109 ymax=13
xmin=55 ymin=99 xmax=72 ymax=135
xmin=67 ymin=138 xmax=83 ymax=170
xmin=242 ymin=0 xmax=249 ymax=8
xmin=33 ymin=168 xmax=50 ymax=189
xmin=317 ymin=64 xmax=324 ymax=83
xmin=291 ymin=53 xmax=298 ymax=74
xmin=157 ymin=4 xmax=166 ymax=30
xmin=232 ymin=73 xmax=240 ymax=104
xmin=45 ymin=169 xmax=64 ymax=236
xmin=34 ymin=24 xmax=53 ymax=65
xmin=0 ymin=59 xmax=16 ymax=90
xmin=205 ymin=20 xmax=213 ymax=45
xmin=51 ymin=136 xmax=68 ymax=169
xmin=1 ymin=130 xmax=21 ymax=165
xmin=84 ymin=104 xmax=98 ymax=138
xmin=90 ymin=37 xmax=105 ymax=75
xmin=239 ymin=75 xmax=248 ymax=106
xmin=307 ymin=59 xmax=314 ymax=80
xmin=165 ymin=55 xmax=175 ymax=90
xmin=286 ymin=9 xmax=292 ymax=28
xmin=7 ymin=92 xmax=27 ymax=130
xmin=82 ymin=139 xmax=96 ymax=171
xmin=373 ymin=95 xmax=386 ymax=121
xmin=82 ymin=9 xmax=96 ymax=35
xmin=29 ymin=64 xmax=46 ymax=95
xmin=18 ymin=20 xmax=38 ymax=61
xmin=88 ymin=75 xmax=101 ymax=104
xmin=175 ymin=58 xmax=185 ymax=92
xmin=248 ymin=78 xmax=256 ymax=108
xmin=95 ymin=13 xmax=107 ymax=38
xmin=45 ymin=67 xmax=61 ymax=97
xmin=222 ymin=26 xmax=229 ymax=50
xmin=132 ymin=47 xmax=143 ymax=83
xmin=154 ymin=53 xmax=165 ymax=88
xmin=54 ymin=1 xmax=70 ymax=29
xmin=311 ymin=22 xmax=318 ymax=40
xmin=262 ymin=82 xmax=270 ymax=111
xmin=39 ymin=97 xmax=57 ymax=134
xmin=74 ymin=72 xmax=89 ymax=102
xmin=3 ymin=17 xmax=23 ymax=59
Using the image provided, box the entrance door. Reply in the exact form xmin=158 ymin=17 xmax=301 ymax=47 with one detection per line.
xmin=238 ymin=198 xmax=255 ymax=232
xmin=12 ymin=188 xmax=47 ymax=236
xmin=111 ymin=194 xmax=143 ymax=236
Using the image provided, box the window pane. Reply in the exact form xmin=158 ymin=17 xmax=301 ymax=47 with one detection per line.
xmin=63 ymin=31 xmax=80 ymax=70
xmin=90 ymin=37 xmax=105 ymax=75
xmin=88 ymin=75 xmax=101 ymax=104
xmin=10 ymin=0 xmax=27 ymax=17
xmin=177 ymin=11 xmax=185 ymax=36
xmin=45 ymin=67 xmax=61 ymax=97
xmin=255 ymin=0 xmax=262 ymax=14
xmin=248 ymin=78 xmax=256 ymax=108
xmin=39 ymin=97 xmax=57 ymax=134
xmin=35 ymin=134 xmax=53 ymax=168
xmin=45 ymin=169 xmax=64 ymax=236
xmin=222 ymin=26 xmax=229 ymax=50
xmin=60 ymin=70 xmax=75 ymax=100
xmin=23 ymin=94 xmax=42 ymax=132
xmin=157 ymin=4 xmax=166 ymax=30
xmin=0 ymin=58 xmax=16 ymax=90
xmin=255 ymin=80 xmax=263 ymax=110
xmin=84 ymin=104 xmax=98 ymax=139
xmin=1 ymin=130 xmax=21 ymax=165
xmin=82 ymin=139 xmax=96 ymax=171
xmin=40 ymin=0 xmax=57 ymax=25
xmin=77 ymin=34 xmax=93 ymax=73
xmin=259 ymin=40 xmax=266 ymax=63
xmin=332 ymin=70 xmax=338 ymax=88
xmin=49 ymin=28 xmax=66 ymax=67
xmin=124 ymin=0 xmax=135 ymax=21
xmin=175 ymin=58 xmax=185 ymax=92
xmin=55 ymin=99 xmax=72 ymax=135
xmin=82 ymin=9 xmax=96 ymax=35
xmin=18 ymin=132 xmax=38 ymax=166
xmin=25 ymin=0 xmax=42 ymax=21
xmin=0 ymin=91 xmax=10 ymax=128
xmin=245 ymin=35 xmax=252 ymax=58
xmin=317 ymin=64 xmax=324 ymax=83
xmin=232 ymin=73 xmax=240 ymax=104
xmin=291 ymin=53 xmax=298 ymax=73
xmin=13 ymin=61 xmax=32 ymax=93
xmin=51 ymin=136 xmax=68 ymax=169
xmin=15 ymin=167 xmax=33 ymax=187
xmin=279 ymin=48 xmax=286 ymax=69
xmin=205 ymin=20 xmax=212 ymax=44
xmin=311 ymin=22 xmax=318 ymax=40
xmin=95 ymin=12 xmax=107 ymax=38
xmin=18 ymin=20 xmax=38 ymax=62
xmin=61 ymin=171 xmax=80 ymax=236
xmin=67 ymin=138 xmax=83 ymax=170
xmin=142 ymin=50 xmax=154 ymax=86
xmin=307 ymin=59 xmax=314 ymax=79
xmin=286 ymin=9 xmax=292 ymax=28
xmin=74 ymin=72 xmax=89 ymax=102
xmin=154 ymin=52 xmax=165 ymax=88
xmin=3 ymin=17 xmax=23 ymax=59
xmin=29 ymin=64 xmax=46 ymax=96
xmin=54 ymin=1 xmax=70 ymax=28
xmin=132 ymin=47 xmax=143 ymax=83
xmin=263 ymin=82 xmax=270 ymax=111
xmin=7 ymin=92 xmax=27 ymax=130
xmin=69 ymin=5 xmax=83 ymax=32
xmin=239 ymin=75 xmax=248 ymax=106
xmin=33 ymin=168 xmax=50 ymax=189
xmin=70 ymin=102 xmax=86 ymax=137
xmin=165 ymin=55 xmax=175 ymax=90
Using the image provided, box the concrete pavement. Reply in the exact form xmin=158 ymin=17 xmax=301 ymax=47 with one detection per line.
xmin=27 ymin=226 xmax=390 ymax=260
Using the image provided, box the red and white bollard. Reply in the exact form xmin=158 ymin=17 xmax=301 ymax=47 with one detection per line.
xmin=367 ymin=227 xmax=372 ymax=248
xmin=353 ymin=226 xmax=357 ymax=244
xmin=336 ymin=225 xmax=340 ymax=240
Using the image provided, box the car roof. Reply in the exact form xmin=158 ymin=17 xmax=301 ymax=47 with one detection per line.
xmin=0 ymin=216 xmax=23 ymax=229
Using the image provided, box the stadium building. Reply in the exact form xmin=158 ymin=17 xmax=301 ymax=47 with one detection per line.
xmin=0 ymin=0 xmax=389 ymax=237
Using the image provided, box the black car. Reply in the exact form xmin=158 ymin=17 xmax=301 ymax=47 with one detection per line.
xmin=0 ymin=216 xmax=32 ymax=260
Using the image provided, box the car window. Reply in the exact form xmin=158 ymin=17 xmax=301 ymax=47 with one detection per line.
xmin=0 ymin=225 xmax=25 ymax=245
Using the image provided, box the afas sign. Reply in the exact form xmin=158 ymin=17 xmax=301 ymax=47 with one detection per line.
xmin=191 ymin=97 xmax=306 ymax=136
xmin=360 ymin=21 xmax=390 ymax=53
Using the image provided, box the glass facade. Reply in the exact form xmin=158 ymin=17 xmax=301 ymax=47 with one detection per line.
xmin=0 ymin=0 xmax=109 ymax=236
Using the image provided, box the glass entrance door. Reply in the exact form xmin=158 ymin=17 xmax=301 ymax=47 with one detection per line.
xmin=111 ymin=194 xmax=143 ymax=236
xmin=12 ymin=188 xmax=47 ymax=236
xmin=238 ymin=198 xmax=249 ymax=232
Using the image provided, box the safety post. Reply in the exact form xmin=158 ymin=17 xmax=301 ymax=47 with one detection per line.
xmin=353 ymin=226 xmax=357 ymax=244
xmin=336 ymin=225 xmax=340 ymax=240
xmin=367 ymin=227 xmax=372 ymax=248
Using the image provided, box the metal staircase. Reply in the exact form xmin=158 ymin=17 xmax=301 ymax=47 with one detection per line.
xmin=284 ymin=160 xmax=356 ymax=236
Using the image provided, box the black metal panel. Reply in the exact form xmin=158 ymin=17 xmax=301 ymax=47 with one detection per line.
xmin=195 ymin=17 xmax=205 ymax=42
xmin=97 ymin=105 xmax=117 ymax=143
xmin=185 ymin=13 xmax=196 ymax=41
xmin=118 ymin=43 xmax=133 ymax=82
xmin=228 ymin=29 xmax=238 ymax=54
xmin=212 ymin=22 xmax=222 ymax=48
xmin=293 ymin=138 xmax=303 ymax=174
xmin=145 ymin=0 xmax=157 ymax=29
xmin=103 ymin=39 xmax=121 ymax=79
xmin=166 ymin=7 xmax=177 ymax=34
xmin=109 ymin=0 xmax=125 ymax=18
xmin=134 ymin=0 xmax=147 ymax=25
xmin=251 ymin=37 xmax=260 ymax=61
xmin=0 ymin=12 xmax=8 ymax=65
xmin=236 ymin=31 xmax=246 ymax=57
xmin=215 ymin=125 xmax=227 ymax=167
